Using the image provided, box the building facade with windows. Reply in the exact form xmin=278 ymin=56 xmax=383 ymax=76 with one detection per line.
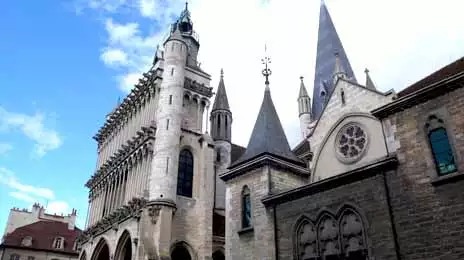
xmin=76 ymin=1 xmax=464 ymax=260
xmin=0 ymin=204 xmax=81 ymax=260
xmin=77 ymin=4 xmax=241 ymax=260
xmin=220 ymin=2 xmax=464 ymax=260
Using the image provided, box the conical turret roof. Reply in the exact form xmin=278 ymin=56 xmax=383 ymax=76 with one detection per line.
xmin=231 ymin=87 xmax=304 ymax=167
xmin=364 ymin=68 xmax=377 ymax=90
xmin=212 ymin=69 xmax=230 ymax=112
xmin=298 ymin=76 xmax=309 ymax=98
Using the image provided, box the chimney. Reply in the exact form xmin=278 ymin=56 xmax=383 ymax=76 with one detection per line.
xmin=68 ymin=208 xmax=76 ymax=230
xmin=32 ymin=203 xmax=41 ymax=220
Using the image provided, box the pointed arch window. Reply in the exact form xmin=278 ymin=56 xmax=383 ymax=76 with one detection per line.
xmin=426 ymin=115 xmax=457 ymax=176
xmin=241 ymin=186 xmax=252 ymax=229
xmin=217 ymin=114 xmax=221 ymax=135
xmin=177 ymin=149 xmax=194 ymax=197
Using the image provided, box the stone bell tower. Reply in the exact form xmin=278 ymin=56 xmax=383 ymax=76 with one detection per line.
xmin=143 ymin=3 xmax=199 ymax=259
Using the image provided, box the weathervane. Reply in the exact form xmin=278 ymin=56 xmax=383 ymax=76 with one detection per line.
xmin=261 ymin=44 xmax=272 ymax=87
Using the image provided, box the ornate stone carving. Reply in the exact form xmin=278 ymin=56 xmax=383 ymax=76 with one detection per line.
xmin=294 ymin=206 xmax=368 ymax=260
xmin=335 ymin=123 xmax=369 ymax=164
xmin=340 ymin=210 xmax=366 ymax=256
xmin=77 ymin=197 xmax=148 ymax=244
xmin=86 ymin=126 xmax=155 ymax=188
xmin=148 ymin=205 xmax=162 ymax=224
xmin=318 ymin=215 xmax=340 ymax=257
xmin=297 ymin=220 xmax=317 ymax=259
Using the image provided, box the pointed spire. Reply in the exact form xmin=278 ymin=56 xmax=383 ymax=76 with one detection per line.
xmin=230 ymin=84 xmax=303 ymax=167
xmin=298 ymin=76 xmax=309 ymax=98
xmin=230 ymin=57 xmax=303 ymax=167
xmin=311 ymin=1 xmax=356 ymax=119
xmin=212 ymin=68 xmax=230 ymax=112
xmin=364 ymin=68 xmax=377 ymax=90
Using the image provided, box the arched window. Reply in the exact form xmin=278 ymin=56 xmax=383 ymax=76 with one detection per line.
xmin=242 ymin=186 xmax=252 ymax=229
xmin=217 ymin=114 xmax=221 ymax=135
xmin=341 ymin=89 xmax=346 ymax=105
xmin=177 ymin=149 xmax=194 ymax=197
xmin=426 ymin=115 xmax=457 ymax=176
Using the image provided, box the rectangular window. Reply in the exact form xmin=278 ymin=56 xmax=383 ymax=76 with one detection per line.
xmin=169 ymin=95 xmax=172 ymax=104
xmin=10 ymin=255 xmax=20 ymax=260
xmin=166 ymin=119 xmax=170 ymax=130
xmin=28 ymin=256 xmax=35 ymax=260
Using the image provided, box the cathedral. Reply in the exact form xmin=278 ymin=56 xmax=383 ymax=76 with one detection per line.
xmin=77 ymin=1 xmax=464 ymax=260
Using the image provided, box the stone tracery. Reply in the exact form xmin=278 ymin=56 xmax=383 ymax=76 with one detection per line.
xmin=294 ymin=206 xmax=368 ymax=260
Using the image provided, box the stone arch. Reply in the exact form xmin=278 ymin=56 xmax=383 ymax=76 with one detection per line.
xmin=311 ymin=112 xmax=384 ymax=182
xmin=293 ymin=215 xmax=317 ymax=260
xmin=316 ymin=211 xmax=340 ymax=258
xmin=337 ymin=206 xmax=369 ymax=259
xmin=212 ymin=249 xmax=225 ymax=260
xmin=90 ymin=238 xmax=111 ymax=260
xmin=170 ymin=241 xmax=196 ymax=260
xmin=79 ymin=250 xmax=87 ymax=260
xmin=114 ymin=230 xmax=133 ymax=260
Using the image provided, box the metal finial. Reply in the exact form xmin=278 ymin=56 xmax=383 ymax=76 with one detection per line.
xmin=300 ymin=76 xmax=304 ymax=82
xmin=364 ymin=68 xmax=370 ymax=74
xmin=220 ymin=68 xmax=224 ymax=78
xmin=261 ymin=44 xmax=272 ymax=88
xmin=185 ymin=1 xmax=188 ymax=10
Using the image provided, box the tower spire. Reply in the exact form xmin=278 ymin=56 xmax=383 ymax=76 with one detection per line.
xmin=230 ymin=59 xmax=303 ymax=167
xmin=364 ymin=68 xmax=377 ymax=90
xmin=311 ymin=1 xmax=356 ymax=119
xmin=211 ymin=69 xmax=232 ymax=142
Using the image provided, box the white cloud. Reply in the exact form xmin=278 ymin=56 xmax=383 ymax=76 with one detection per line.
xmin=0 ymin=167 xmax=55 ymax=200
xmin=46 ymin=201 xmax=71 ymax=215
xmin=9 ymin=191 xmax=36 ymax=203
xmin=84 ymin=0 xmax=464 ymax=148
xmin=101 ymin=48 xmax=128 ymax=66
xmin=0 ymin=143 xmax=13 ymax=155
xmin=0 ymin=107 xmax=62 ymax=158
xmin=139 ymin=0 xmax=157 ymax=18
xmin=1 ymin=167 xmax=72 ymax=216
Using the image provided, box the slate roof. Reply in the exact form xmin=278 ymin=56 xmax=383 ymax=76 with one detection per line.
xmin=398 ymin=57 xmax=464 ymax=97
xmin=1 ymin=221 xmax=81 ymax=255
xmin=231 ymin=143 xmax=246 ymax=163
xmin=312 ymin=1 xmax=356 ymax=120
xmin=230 ymin=88 xmax=304 ymax=167
xmin=212 ymin=70 xmax=230 ymax=112
xmin=298 ymin=78 xmax=309 ymax=98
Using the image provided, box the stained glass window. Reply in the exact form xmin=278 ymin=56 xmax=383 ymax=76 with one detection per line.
xmin=177 ymin=149 xmax=194 ymax=197
xmin=242 ymin=186 xmax=252 ymax=229
xmin=428 ymin=128 xmax=457 ymax=176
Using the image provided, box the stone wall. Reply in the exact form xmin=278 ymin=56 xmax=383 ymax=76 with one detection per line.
xmin=385 ymin=86 xmax=464 ymax=260
xmin=274 ymin=173 xmax=398 ymax=260
xmin=224 ymin=166 xmax=275 ymax=260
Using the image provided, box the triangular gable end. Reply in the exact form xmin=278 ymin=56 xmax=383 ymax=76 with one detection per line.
xmin=308 ymin=78 xmax=395 ymax=156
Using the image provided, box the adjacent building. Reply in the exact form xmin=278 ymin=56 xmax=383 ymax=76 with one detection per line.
xmin=220 ymin=1 xmax=464 ymax=260
xmin=77 ymin=1 xmax=464 ymax=260
xmin=0 ymin=204 xmax=81 ymax=260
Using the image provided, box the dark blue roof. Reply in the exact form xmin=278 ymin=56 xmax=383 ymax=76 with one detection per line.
xmin=312 ymin=1 xmax=356 ymax=119
xmin=230 ymin=87 xmax=304 ymax=168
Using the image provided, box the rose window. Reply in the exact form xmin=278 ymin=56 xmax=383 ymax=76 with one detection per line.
xmin=336 ymin=123 xmax=368 ymax=163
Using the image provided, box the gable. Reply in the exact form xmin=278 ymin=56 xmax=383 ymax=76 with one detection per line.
xmin=311 ymin=113 xmax=389 ymax=182
xmin=308 ymin=78 xmax=394 ymax=161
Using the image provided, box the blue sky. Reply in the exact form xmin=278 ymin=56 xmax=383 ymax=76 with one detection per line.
xmin=1 ymin=0 xmax=463 ymax=236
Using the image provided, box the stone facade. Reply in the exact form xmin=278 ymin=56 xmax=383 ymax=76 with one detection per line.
xmin=79 ymin=5 xmax=231 ymax=260
xmin=380 ymin=81 xmax=464 ymax=259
